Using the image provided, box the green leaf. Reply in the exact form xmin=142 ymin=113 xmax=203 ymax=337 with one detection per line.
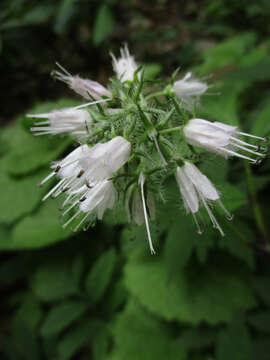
xmin=85 ymin=248 xmax=117 ymax=303
xmin=110 ymin=299 xmax=187 ymax=360
xmin=216 ymin=318 xmax=254 ymax=360
xmin=41 ymin=300 xmax=88 ymax=337
xmin=9 ymin=200 xmax=72 ymax=249
xmin=251 ymin=98 xmax=270 ymax=137
xmin=57 ymin=319 xmax=103 ymax=360
xmin=15 ymin=294 xmax=43 ymax=330
xmin=0 ymin=163 xmax=48 ymax=225
xmin=124 ymin=249 xmax=256 ymax=325
xmin=31 ymin=259 xmax=78 ymax=302
xmin=93 ymin=5 xmax=115 ymax=45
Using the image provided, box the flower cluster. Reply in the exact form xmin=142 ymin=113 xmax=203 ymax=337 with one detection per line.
xmin=28 ymin=46 xmax=268 ymax=253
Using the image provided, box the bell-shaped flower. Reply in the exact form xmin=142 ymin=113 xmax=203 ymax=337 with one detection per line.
xmin=28 ymin=108 xmax=92 ymax=136
xmin=62 ymin=180 xmax=117 ymax=231
xmin=111 ymin=45 xmax=139 ymax=82
xmin=41 ymin=136 xmax=130 ymax=203
xmin=53 ymin=63 xmax=111 ymax=100
xmin=173 ymin=72 xmax=208 ymax=106
xmin=183 ymin=118 xmax=267 ymax=163
xmin=176 ymin=162 xmax=232 ymax=236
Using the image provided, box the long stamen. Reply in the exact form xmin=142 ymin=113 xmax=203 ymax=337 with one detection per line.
xmin=55 ymin=62 xmax=72 ymax=76
xmin=63 ymin=209 xmax=81 ymax=228
xmin=39 ymin=171 xmax=55 ymax=186
xmin=237 ymin=131 xmax=268 ymax=142
xmin=199 ymin=193 xmax=224 ymax=236
xmin=192 ymin=213 xmax=203 ymax=235
xmin=232 ymin=143 xmax=265 ymax=157
xmin=222 ymin=148 xmax=256 ymax=163
xmin=217 ymin=200 xmax=233 ymax=220
xmin=72 ymin=213 xmax=89 ymax=232
xmin=42 ymin=178 xmax=66 ymax=201
xmin=230 ymin=136 xmax=258 ymax=149
xmin=139 ymin=173 xmax=155 ymax=254
xmin=73 ymin=99 xmax=110 ymax=110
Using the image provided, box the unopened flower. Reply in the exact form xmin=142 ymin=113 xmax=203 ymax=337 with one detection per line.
xmin=111 ymin=45 xmax=139 ymax=82
xmin=184 ymin=118 xmax=267 ymax=163
xmin=173 ymin=72 xmax=208 ymax=106
xmin=53 ymin=63 xmax=112 ymax=100
xmin=125 ymin=185 xmax=155 ymax=226
xmin=176 ymin=162 xmax=232 ymax=236
xmin=28 ymin=108 xmax=92 ymax=136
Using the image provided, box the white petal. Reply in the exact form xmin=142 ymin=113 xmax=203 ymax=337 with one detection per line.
xmin=183 ymin=162 xmax=219 ymax=201
xmin=176 ymin=167 xmax=199 ymax=213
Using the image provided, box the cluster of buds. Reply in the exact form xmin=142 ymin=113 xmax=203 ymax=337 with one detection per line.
xmin=28 ymin=45 xmax=268 ymax=254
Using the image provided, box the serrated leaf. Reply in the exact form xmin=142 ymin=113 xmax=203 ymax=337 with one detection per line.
xmin=9 ymin=200 xmax=72 ymax=249
xmin=41 ymin=300 xmax=88 ymax=337
xmin=124 ymin=249 xmax=256 ymax=325
xmin=93 ymin=5 xmax=115 ymax=45
xmin=85 ymin=248 xmax=117 ymax=303
xmin=110 ymin=299 xmax=187 ymax=360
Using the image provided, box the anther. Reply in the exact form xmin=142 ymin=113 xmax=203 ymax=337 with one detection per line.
xmin=255 ymin=158 xmax=263 ymax=166
xmin=77 ymin=170 xmax=84 ymax=178
xmin=226 ymin=214 xmax=234 ymax=221
xmin=62 ymin=187 xmax=70 ymax=193
xmin=80 ymin=196 xmax=86 ymax=202
xmin=264 ymin=137 xmax=268 ymax=143
xmin=55 ymin=165 xmax=61 ymax=173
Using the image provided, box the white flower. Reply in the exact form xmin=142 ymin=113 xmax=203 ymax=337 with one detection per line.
xmin=79 ymin=136 xmax=131 ymax=186
xmin=184 ymin=118 xmax=267 ymax=163
xmin=111 ymin=45 xmax=139 ymax=82
xmin=176 ymin=162 xmax=232 ymax=236
xmin=28 ymin=108 xmax=92 ymax=136
xmin=173 ymin=72 xmax=208 ymax=106
xmin=54 ymin=63 xmax=111 ymax=100
xmin=40 ymin=136 xmax=130 ymax=203
xmin=62 ymin=180 xmax=117 ymax=231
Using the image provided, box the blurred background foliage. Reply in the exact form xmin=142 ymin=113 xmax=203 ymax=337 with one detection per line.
xmin=1 ymin=0 xmax=270 ymax=359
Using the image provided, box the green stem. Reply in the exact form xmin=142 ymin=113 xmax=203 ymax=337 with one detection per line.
xmin=244 ymin=161 xmax=269 ymax=247
xmin=146 ymin=91 xmax=166 ymax=101
xmin=160 ymin=125 xmax=183 ymax=134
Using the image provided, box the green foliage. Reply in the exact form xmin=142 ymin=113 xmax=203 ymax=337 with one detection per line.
xmin=2 ymin=3 xmax=270 ymax=359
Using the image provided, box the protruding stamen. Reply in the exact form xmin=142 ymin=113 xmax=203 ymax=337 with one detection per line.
xmin=55 ymin=62 xmax=72 ymax=77
xmin=230 ymin=136 xmax=258 ymax=149
xmin=63 ymin=209 xmax=81 ymax=228
xmin=218 ymin=200 xmax=233 ymax=221
xmin=73 ymin=99 xmax=110 ymax=110
xmin=42 ymin=178 xmax=65 ymax=201
xmin=233 ymin=143 xmax=265 ymax=157
xmin=237 ymin=131 xmax=267 ymax=142
xmin=139 ymin=173 xmax=156 ymax=254
xmin=199 ymin=193 xmax=224 ymax=236
xmin=255 ymin=158 xmax=263 ymax=166
xmin=39 ymin=171 xmax=55 ymax=186
xmin=222 ymin=148 xmax=256 ymax=163
xmin=72 ymin=213 xmax=89 ymax=232
xmin=192 ymin=213 xmax=203 ymax=235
